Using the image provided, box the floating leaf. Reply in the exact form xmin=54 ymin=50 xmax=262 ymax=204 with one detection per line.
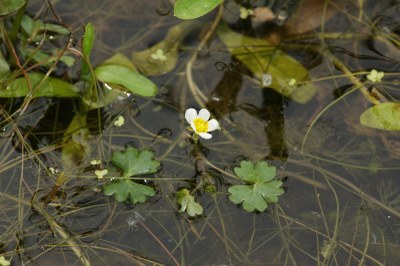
xmin=94 ymin=64 xmax=158 ymax=97
xmin=217 ymin=25 xmax=316 ymax=103
xmin=0 ymin=73 xmax=80 ymax=98
xmin=360 ymin=102 xmax=400 ymax=131
xmin=111 ymin=147 xmax=160 ymax=178
xmin=104 ymin=179 xmax=155 ymax=204
xmin=132 ymin=21 xmax=199 ymax=76
xmin=174 ymin=0 xmax=223 ymax=19
xmin=0 ymin=0 xmax=25 ymax=16
xmin=176 ymin=188 xmax=203 ymax=216
xmin=228 ymin=161 xmax=284 ymax=212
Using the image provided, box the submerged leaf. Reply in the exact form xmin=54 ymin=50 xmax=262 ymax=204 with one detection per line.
xmin=0 ymin=73 xmax=80 ymax=98
xmin=104 ymin=179 xmax=155 ymax=204
xmin=94 ymin=64 xmax=158 ymax=97
xmin=174 ymin=0 xmax=223 ymax=19
xmin=228 ymin=160 xmax=284 ymax=212
xmin=111 ymin=147 xmax=160 ymax=177
xmin=217 ymin=26 xmax=316 ymax=103
xmin=360 ymin=102 xmax=400 ymax=131
xmin=61 ymin=113 xmax=90 ymax=174
xmin=132 ymin=21 xmax=199 ymax=76
xmin=176 ymin=188 xmax=203 ymax=216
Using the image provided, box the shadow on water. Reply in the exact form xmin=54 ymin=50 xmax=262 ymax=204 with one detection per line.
xmin=1 ymin=0 xmax=400 ymax=265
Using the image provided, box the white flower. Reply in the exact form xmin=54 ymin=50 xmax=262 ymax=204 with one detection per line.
xmin=367 ymin=69 xmax=384 ymax=83
xmin=185 ymin=108 xmax=220 ymax=140
xmin=114 ymin=115 xmax=125 ymax=127
xmin=95 ymin=169 xmax=108 ymax=179
xmin=150 ymin=49 xmax=167 ymax=61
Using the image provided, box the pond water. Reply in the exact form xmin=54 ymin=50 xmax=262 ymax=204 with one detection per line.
xmin=1 ymin=0 xmax=400 ymax=265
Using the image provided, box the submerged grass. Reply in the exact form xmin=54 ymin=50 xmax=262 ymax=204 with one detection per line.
xmin=0 ymin=0 xmax=399 ymax=265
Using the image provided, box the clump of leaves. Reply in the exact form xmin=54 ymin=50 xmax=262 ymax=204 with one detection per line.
xmin=103 ymin=147 xmax=160 ymax=204
xmin=176 ymin=188 xmax=203 ymax=217
xmin=228 ymin=161 xmax=284 ymax=212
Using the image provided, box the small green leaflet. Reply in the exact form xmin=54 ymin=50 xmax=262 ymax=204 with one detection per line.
xmin=228 ymin=161 xmax=284 ymax=212
xmin=103 ymin=147 xmax=160 ymax=205
xmin=174 ymin=0 xmax=223 ymax=19
xmin=176 ymin=188 xmax=203 ymax=217
xmin=360 ymin=102 xmax=400 ymax=131
xmin=111 ymin=147 xmax=160 ymax=177
xmin=104 ymin=180 xmax=155 ymax=204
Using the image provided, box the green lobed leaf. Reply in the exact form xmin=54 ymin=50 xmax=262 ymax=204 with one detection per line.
xmin=0 ymin=0 xmax=25 ymax=16
xmin=176 ymin=188 xmax=203 ymax=217
xmin=174 ymin=0 xmax=223 ymax=19
xmin=111 ymin=146 xmax=160 ymax=178
xmin=233 ymin=161 xmax=276 ymax=183
xmin=228 ymin=160 xmax=283 ymax=212
xmin=360 ymin=102 xmax=400 ymax=131
xmin=0 ymin=73 xmax=80 ymax=98
xmin=217 ymin=25 xmax=316 ymax=103
xmin=104 ymin=179 xmax=155 ymax=204
xmin=94 ymin=64 xmax=158 ymax=97
xmin=0 ymin=52 xmax=10 ymax=80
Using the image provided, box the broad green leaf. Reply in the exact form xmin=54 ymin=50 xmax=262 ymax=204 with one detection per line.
xmin=176 ymin=188 xmax=203 ymax=217
xmin=132 ymin=21 xmax=199 ymax=76
xmin=0 ymin=73 xmax=80 ymax=98
xmin=174 ymin=0 xmax=223 ymax=19
xmin=234 ymin=161 xmax=276 ymax=183
xmin=61 ymin=113 xmax=90 ymax=174
xmin=81 ymin=23 xmax=95 ymax=80
xmin=104 ymin=179 xmax=155 ymax=204
xmin=228 ymin=160 xmax=283 ymax=212
xmin=111 ymin=147 xmax=160 ymax=178
xmin=94 ymin=64 xmax=158 ymax=97
xmin=0 ymin=0 xmax=25 ymax=16
xmin=81 ymin=53 xmax=134 ymax=109
xmin=217 ymin=26 xmax=316 ymax=103
xmin=360 ymin=102 xmax=400 ymax=131
xmin=21 ymin=15 xmax=70 ymax=41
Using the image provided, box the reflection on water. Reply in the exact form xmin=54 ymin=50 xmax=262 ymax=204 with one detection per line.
xmin=0 ymin=0 xmax=399 ymax=265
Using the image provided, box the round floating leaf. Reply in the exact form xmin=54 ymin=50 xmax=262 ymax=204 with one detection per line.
xmin=176 ymin=188 xmax=203 ymax=217
xmin=228 ymin=160 xmax=284 ymax=212
xmin=174 ymin=0 xmax=223 ymax=19
xmin=360 ymin=102 xmax=400 ymax=131
xmin=0 ymin=0 xmax=25 ymax=16
xmin=94 ymin=64 xmax=158 ymax=97
xmin=104 ymin=180 xmax=155 ymax=204
xmin=111 ymin=146 xmax=160 ymax=177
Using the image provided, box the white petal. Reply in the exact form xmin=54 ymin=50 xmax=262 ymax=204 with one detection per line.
xmin=185 ymin=108 xmax=197 ymax=124
xmin=198 ymin=109 xmax=210 ymax=121
xmin=198 ymin=132 xmax=212 ymax=139
xmin=207 ymin=119 xmax=220 ymax=132
xmin=190 ymin=121 xmax=198 ymax=134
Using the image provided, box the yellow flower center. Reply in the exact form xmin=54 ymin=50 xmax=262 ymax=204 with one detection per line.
xmin=193 ymin=118 xmax=208 ymax=133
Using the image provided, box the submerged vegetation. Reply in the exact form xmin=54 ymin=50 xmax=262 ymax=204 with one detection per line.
xmin=0 ymin=0 xmax=400 ymax=265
